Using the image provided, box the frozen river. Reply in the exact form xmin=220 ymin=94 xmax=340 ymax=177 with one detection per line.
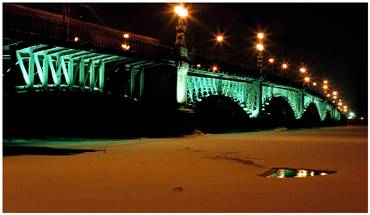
xmin=3 ymin=126 xmax=367 ymax=212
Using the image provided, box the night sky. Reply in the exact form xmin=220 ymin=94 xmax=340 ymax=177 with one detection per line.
xmin=25 ymin=3 xmax=368 ymax=116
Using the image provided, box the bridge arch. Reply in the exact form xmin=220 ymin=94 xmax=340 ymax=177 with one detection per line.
xmin=263 ymin=96 xmax=296 ymax=118
xmin=301 ymin=102 xmax=322 ymax=126
xmin=262 ymin=85 xmax=302 ymax=119
xmin=186 ymin=75 xmax=260 ymax=117
xmin=194 ymin=94 xmax=250 ymax=132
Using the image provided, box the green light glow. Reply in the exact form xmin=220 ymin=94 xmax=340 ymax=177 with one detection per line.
xmin=186 ymin=68 xmax=342 ymax=121
xmin=14 ymin=44 xmax=123 ymax=92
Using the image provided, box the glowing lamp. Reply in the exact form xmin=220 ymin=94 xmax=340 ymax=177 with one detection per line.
xmin=256 ymin=43 xmax=264 ymax=51
xmin=257 ymin=32 xmax=264 ymax=40
xmin=174 ymin=5 xmax=188 ymax=18
xmin=216 ymin=35 xmax=224 ymax=43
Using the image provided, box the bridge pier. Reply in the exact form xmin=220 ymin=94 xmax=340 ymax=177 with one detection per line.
xmin=176 ymin=61 xmax=189 ymax=104
xmin=255 ymin=80 xmax=262 ymax=118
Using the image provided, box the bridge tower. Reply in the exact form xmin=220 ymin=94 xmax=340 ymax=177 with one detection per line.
xmin=174 ymin=5 xmax=190 ymax=104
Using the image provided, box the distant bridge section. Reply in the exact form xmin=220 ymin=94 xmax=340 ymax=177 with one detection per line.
xmin=3 ymin=3 xmax=343 ymax=123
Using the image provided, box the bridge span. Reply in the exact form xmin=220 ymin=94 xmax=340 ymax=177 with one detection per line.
xmin=3 ymin=4 xmax=343 ymax=130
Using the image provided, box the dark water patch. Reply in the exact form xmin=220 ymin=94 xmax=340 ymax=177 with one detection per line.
xmin=260 ymin=168 xmax=336 ymax=178
xmin=4 ymin=145 xmax=104 ymax=156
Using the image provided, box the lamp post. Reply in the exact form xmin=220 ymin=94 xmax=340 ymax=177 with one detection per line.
xmin=174 ymin=4 xmax=189 ymax=60
xmin=174 ymin=4 xmax=189 ymax=104
xmin=256 ymin=32 xmax=264 ymax=77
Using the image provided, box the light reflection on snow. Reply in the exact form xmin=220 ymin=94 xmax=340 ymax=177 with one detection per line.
xmin=260 ymin=168 xmax=336 ymax=178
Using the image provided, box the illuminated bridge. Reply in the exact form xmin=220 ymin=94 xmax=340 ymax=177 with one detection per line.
xmin=3 ymin=4 xmax=343 ymax=129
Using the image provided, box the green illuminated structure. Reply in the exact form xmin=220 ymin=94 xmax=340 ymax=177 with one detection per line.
xmin=185 ymin=68 xmax=341 ymax=121
xmin=15 ymin=44 xmax=124 ymax=92
xmin=12 ymin=44 xmax=341 ymax=121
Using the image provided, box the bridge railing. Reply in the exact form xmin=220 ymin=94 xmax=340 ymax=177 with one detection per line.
xmin=3 ymin=4 xmax=174 ymax=59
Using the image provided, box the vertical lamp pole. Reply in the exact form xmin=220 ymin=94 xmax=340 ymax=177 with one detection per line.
xmin=174 ymin=4 xmax=189 ymax=104
xmin=256 ymin=33 xmax=264 ymax=78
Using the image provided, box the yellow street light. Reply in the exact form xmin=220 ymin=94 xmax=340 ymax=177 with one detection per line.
xmin=196 ymin=64 xmax=201 ymax=68
xmin=257 ymin=32 xmax=264 ymax=40
xmin=304 ymin=77 xmax=310 ymax=83
xmin=256 ymin=43 xmax=264 ymax=51
xmin=323 ymin=80 xmax=328 ymax=84
xmin=338 ymin=102 xmax=343 ymax=106
xmin=216 ymin=35 xmax=224 ymax=43
xmin=268 ymin=58 xmax=274 ymax=63
xmin=212 ymin=65 xmax=218 ymax=72
xmin=332 ymin=91 xmax=338 ymax=96
xmin=123 ymin=33 xmax=130 ymax=39
xmin=299 ymin=67 xmax=307 ymax=73
xmin=74 ymin=36 xmax=79 ymax=42
xmin=313 ymin=82 xmax=317 ymax=86
xmin=174 ymin=5 xmax=188 ymax=18
xmin=323 ymin=85 xmax=328 ymax=90
xmin=121 ymin=43 xmax=130 ymax=50
xmin=327 ymin=93 xmax=331 ymax=97
xmin=282 ymin=63 xmax=288 ymax=69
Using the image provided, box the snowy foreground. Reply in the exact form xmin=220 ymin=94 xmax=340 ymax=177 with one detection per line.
xmin=3 ymin=126 xmax=367 ymax=212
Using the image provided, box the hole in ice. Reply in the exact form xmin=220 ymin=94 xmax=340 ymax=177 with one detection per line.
xmin=260 ymin=168 xmax=336 ymax=178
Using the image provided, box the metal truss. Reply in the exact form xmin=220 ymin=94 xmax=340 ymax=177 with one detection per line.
xmin=15 ymin=44 xmax=125 ymax=92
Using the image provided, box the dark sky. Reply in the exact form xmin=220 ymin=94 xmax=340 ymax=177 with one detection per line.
xmin=25 ymin=3 xmax=368 ymax=116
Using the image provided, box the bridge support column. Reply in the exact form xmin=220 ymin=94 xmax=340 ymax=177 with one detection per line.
xmin=130 ymin=67 xmax=137 ymax=98
xmin=139 ymin=67 xmax=145 ymax=100
xmin=176 ymin=61 xmax=189 ymax=104
xmin=299 ymin=89 xmax=305 ymax=119
xmin=252 ymin=80 xmax=262 ymax=118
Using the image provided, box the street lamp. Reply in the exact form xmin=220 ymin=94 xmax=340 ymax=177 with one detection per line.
xmin=174 ymin=5 xmax=188 ymax=18
xmin=256 ymin=32 xmax=265 ymax=76
xmin=257 ymin=32 xmax=264 ymax=40
xmin=256 ymin=43 xmax=264 ymax=51
xmin=174 ymin=4 xmax=189 ymax=104
xmin=304 ymin=76 xmax=310 ymax=83
xmin=212 ymin=65 xmax=218 ymax=72
xmin=216 ymin=35 xmax=224 ymax=43
xmin=313 ymin=82 xmax=317 ymax=86
xmin=268 ymin=58 xmax=274 ymax=63
xmin=174 ymin=4 xmax=189 ymax=59
xmin=299 ymin=67 xmax=307 ymax=73
xmin=282 ymin=63 xmax=288 ymax=70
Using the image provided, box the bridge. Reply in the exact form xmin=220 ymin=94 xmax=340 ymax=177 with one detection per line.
xmin=3 ymin=4 xmax=343 ymax=131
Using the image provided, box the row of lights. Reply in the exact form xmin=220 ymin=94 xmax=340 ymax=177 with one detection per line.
xmin=173 ymin=4 xmax=350 ymax=114
xmin=253 ymin=32 xmax=350 ymax=113
xmin=73 ymin=33 xmax=131 ymax=51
